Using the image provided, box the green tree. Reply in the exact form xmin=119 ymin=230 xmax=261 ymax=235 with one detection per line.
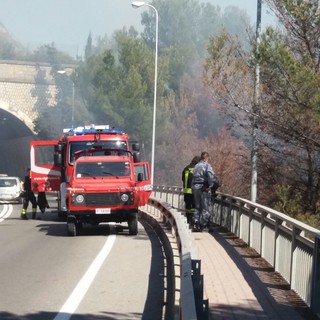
xmin=32 ymin=65 xmax=53 ymax=139
xmin=258 ymin=1 xmax=320 ymax=213
xmin=0 ymin=22 xmax=30 ymax=60
xmin=0 ymin=39 xmax=16 ymax=59
xmin=32 ymin=43 xmax=75 ymax=64
xmin=139 ymin=1 xmax=251 ymax=90
xmin=49 ymin=1 xmax=256 ymax=186
xmin=76 ymin=29 xmax=168 ymax=148
xmin=84 ymin=32 xmax=93 ymax=61
xmin=204 ymin=0 xmax=320 ymax=213
xmin=32 ymin=44 xmax=88 ymax=138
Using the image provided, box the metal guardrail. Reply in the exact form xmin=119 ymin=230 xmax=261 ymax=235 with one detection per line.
xmin=152 ymin=185 xmax=320 ymax=319
xmin=139 ymin=195 xmax=208 ymax=320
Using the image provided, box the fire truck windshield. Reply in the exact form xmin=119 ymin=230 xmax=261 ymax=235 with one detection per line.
xmin=75 ymin=161 xmax=131 ymax=178
xmin=69 ymin=141 xmax=127 ymax=164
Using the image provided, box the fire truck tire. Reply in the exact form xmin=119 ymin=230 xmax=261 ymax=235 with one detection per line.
xmin=67 ymin=222 xmax=77 ymax=236
xmin=128 ymin=217 xmax=138 ymax=235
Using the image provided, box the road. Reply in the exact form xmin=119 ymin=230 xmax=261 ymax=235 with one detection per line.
xmin=0 ymin=198 xmax=166 ymax=320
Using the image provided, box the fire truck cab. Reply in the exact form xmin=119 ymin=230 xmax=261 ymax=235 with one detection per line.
xmin=30 ymin=125 xmax=152 ymax=236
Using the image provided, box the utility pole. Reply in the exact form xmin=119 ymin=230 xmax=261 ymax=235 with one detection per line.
xmin=251 ymin=0 xmax=262 ymax=203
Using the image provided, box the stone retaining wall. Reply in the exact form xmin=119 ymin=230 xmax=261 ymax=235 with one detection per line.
xmin=0 ymin=60 xmax=74 ymax=131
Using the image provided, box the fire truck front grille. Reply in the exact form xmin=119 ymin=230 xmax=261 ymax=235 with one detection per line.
xmin=84 ymin=193 xmax=127 ymax=206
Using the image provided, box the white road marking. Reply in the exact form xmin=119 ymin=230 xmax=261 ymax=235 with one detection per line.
xmin=53 ymin=232 xmax=116 ymax=320
xmin=0 ymin=204 xmax=13 ymax=222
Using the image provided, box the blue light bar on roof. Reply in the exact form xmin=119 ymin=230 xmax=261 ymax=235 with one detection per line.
xmin=63 ymin=125 xmax=125 ymax=135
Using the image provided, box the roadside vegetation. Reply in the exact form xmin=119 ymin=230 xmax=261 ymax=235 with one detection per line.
xmin=1 ymin=0 xmax=320 ymax=229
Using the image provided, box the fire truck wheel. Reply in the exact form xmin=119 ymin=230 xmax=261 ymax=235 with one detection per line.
xmin=128 ymin=217 xmax=138 ymax=235
xmin=67 ymin=222 xmax=77 ymax=236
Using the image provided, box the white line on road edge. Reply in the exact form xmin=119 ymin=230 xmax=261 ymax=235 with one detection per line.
xmin=0 ymin=204 xmax=13 ymax=222
xmin=53 ymin=233 xmax=117 ymax=320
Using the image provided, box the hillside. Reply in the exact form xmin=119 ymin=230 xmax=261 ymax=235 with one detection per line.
xmin=0 ymin=22 xmax=28 ymax=59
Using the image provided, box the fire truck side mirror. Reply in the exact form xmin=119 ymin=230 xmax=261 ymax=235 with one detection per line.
xmin=54 ymin=153 xmax=63 ymax=166
xmin=55 ymin=144 xmax=64 ymax=152
xmin=131 ymin=143 xmax=140 ymax=151
xmin=133 ymin=152 xmax=141 ymax=163
xmin=54 ymin=143 xmax=64 ymax=166
xmin=137 ymin=173 xmax=144 ymax=181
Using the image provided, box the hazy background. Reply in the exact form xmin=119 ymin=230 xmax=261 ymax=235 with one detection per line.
xmin=0 ymin=0 xmax=275 ymax=58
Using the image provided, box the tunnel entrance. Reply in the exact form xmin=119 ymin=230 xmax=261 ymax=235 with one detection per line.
xmin=0 ymin=109 xmax=36 ymax=179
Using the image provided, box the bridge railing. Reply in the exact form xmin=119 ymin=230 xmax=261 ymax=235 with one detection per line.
xmin=151 ymin=185 xmax=320 ymax=317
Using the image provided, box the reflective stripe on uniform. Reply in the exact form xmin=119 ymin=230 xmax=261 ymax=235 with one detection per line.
xmin=183 ymin=167 xmax=194 ymax=194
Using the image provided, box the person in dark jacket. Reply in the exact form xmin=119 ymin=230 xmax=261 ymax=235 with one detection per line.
xmin=21 ymin=168 xmax=38 ymax=220
xmin=37 ymin=191 xmax=49 ymax=213
xmin=182 ymin=156 xmax=201 ymax=225
xmin=191 ymin=151 xmax=215 ymax=231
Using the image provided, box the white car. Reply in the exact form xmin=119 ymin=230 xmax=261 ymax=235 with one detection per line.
xmin=0 ymin=176 xmax=23 ymax=203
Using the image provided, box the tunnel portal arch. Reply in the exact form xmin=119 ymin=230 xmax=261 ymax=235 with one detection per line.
xmin=0 ymin=108 xmax=35 ymax=179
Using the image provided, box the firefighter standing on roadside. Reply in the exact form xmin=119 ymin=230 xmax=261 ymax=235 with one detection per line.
xmin=182 ymin=156 xmax=201 ymax=225
xmin=191 ymin=151 xmax=215 ymax=231
xmin=21 ymin=168 xmax=38 ymax=220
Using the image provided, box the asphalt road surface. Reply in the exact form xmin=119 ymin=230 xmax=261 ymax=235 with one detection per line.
xmin=0 ymin=198 xmax=165 ymax=320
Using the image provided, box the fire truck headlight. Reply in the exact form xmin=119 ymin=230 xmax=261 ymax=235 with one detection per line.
xmin=120 ymin=192 xmax=133 ymax=204
xmin=75 ymin=194 xmax=85 ymax=204
xmin=120 ymin=193 xmax=129 ymax=202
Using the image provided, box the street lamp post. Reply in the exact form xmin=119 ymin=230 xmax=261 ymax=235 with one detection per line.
xmin=131 ymin=1 xmax=158 ymax=186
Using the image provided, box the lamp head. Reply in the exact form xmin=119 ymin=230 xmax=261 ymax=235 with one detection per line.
xmin=131 ymin=1 xmax=145 ymax=8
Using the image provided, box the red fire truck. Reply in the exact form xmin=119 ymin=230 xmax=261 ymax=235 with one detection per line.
xmin=30 ymin=125 xmax=152 ymax=236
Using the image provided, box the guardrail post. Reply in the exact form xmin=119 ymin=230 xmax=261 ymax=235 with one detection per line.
xmin=273 ymin=217 xmax=283 ymax=273
xmin=247 ymin=204 xmax=255 ymax=248
xmin=290 ymin=226 xmax=300 ymax=286
xmin=210 ymin=195 xmax=220 ymax=225
xmin=191 ymin=259 xmax=209 ymax=320
xmin=260 ymin=211 xmax=267 ymax=257
xmin=311 ymin=236 xmax=320 ymax=317
xmin=220 ymin=195 xmax=226 ymax=226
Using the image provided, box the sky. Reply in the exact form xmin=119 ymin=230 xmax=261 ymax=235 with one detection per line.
xmin=0 ymin=0 xmax=275 ymax=58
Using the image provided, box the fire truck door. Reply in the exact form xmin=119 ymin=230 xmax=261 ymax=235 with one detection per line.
xmin=134 ymin=162 xmax=152 ymax=206
xmin=30 ymin=140 xmax=60 ymax=192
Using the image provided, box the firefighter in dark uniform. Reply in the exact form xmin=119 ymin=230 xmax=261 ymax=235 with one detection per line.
xmin=182 ymin=156 xmax=201 ymax=225
xmin=21 ymin=168 xmax=38 ymax=220
xmin=191 ymin=151 xmax=215 ymax=231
